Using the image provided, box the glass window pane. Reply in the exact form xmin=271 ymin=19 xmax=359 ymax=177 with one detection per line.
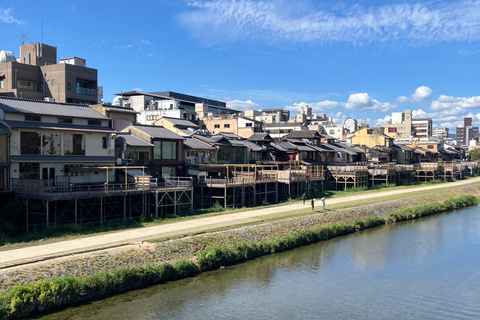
xmin=42 ymin=133 xmax=61 ymax=155
xmin=154 ymin=141 xmax=162 ymax=159
xmin=21 ymin=132 xmax=41 ymax=154
xmin=64 ymin=133 xmax=85 ymax=155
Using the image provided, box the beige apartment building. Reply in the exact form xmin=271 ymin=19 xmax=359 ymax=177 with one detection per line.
xmin=0 ymin=42 xmax=99 ymax=104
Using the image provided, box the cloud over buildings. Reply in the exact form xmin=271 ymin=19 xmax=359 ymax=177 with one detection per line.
xmin=398 ymin=86 xmax=433 ymax=102
xmin=179 ymin=0 xmax=480 ymax=46
xmin=344 ymin=93 xmax=395 ymax=112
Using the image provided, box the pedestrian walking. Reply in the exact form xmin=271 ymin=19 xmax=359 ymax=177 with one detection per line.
xmin=321 ymin=196 xmax=326 ymax=210
xmin=302 ymin=193 xmax=306 ymax=204
xmin=311 ymin=198 xmax=315 ymax=211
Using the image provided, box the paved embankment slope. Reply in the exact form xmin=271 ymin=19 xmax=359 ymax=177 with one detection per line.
xmin=1 ymin=177 xmax=479 ymax=268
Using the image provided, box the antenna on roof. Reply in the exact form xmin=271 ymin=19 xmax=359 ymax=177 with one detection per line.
xmin=16 ymin=31 xmax=29 ymax=45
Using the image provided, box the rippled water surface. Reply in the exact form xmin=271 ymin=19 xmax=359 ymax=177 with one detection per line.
xmin=35 ymin=206 xmax=480 ymax=320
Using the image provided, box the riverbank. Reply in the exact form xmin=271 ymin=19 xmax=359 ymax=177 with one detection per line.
xmin=1 ymin=184 xmax=479 ymax=319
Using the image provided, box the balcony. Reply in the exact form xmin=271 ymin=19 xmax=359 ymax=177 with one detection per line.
xmin=76 ymin=87 xmax=97 ymax=96
xmin=11 ymin=177 xmax=193 ymax=200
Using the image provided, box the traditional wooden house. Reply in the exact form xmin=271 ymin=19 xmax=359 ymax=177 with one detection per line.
xmin=0 ymin=97 xmax=117 ymax=189
xmin=121 ymin=124 xmax=185 ymax=177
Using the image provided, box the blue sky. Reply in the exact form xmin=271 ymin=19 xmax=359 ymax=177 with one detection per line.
xmin=2 ymin=0 xmax=480 ymax=129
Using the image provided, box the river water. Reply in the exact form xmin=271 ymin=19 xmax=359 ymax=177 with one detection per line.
xmin=35 ymin=206 xmax=480 ymax=320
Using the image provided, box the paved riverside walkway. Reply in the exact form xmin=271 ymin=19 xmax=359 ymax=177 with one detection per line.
xmin=1 ymin=177 xmax=479 ymax=268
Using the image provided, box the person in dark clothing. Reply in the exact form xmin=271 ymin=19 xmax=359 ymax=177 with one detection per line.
xmin=311 ymin=198 xmax=315 ymax=211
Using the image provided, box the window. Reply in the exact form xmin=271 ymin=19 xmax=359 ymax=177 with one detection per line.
xmin=51 ymin=79 xmax=55 ymax=86
xmin=25 ymin=115 xmax=41 ymax=122
xmin=17 ymin=79 xmax=36 ymax=91
xmin=21 ymin=132 xmax=41 ymax=154
xmin=214 ymin=124 xmax=220 ymax=129
xmin=329 ymin=130 xmax=335 ymax=135
xmin=88 ymin=119 xmax=102 ymax=126
xmin=102 ymin=137 xmax=107 ymax=149
xmin=19 ymin=163 xmax=40 ymax=179
xmin=246 ymin=123 xmax=253 ymax=127
xmin=64 ymin=134 xmax=85 ymax=155
xmin=162 ymin=141 xmax=177 ymax=159
xmin=66 ymin=83 xmax=71 ymax=91
xmin=58 ymin=118 xmax=73 ymax=124
xmin=153 ymin=140 xmax=177 ymax=160
xmin=42 ymin=133 xmax=61 ymax=155
xmin=47 ymin=80 xmax=50 ymax=86
xmin=202 ymin=125 xmax=207 ymax=129
xmin=0 ymin=79 xmax=3 ymax=89
xmin=427 ymin=145 xmax=434 ymax=149
xmin=224 ymin=124 xmax=230 ymax=128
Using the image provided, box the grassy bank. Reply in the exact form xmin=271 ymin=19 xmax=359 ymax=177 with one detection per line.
xmin=0 ymin=194 xmax=477 ymax=319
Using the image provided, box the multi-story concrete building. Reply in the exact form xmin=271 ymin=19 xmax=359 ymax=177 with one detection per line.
xmin=199 ymin=115 xmax=263 ymax=139
xmin=432 ymin=127 xmax=449 ymax=140
xmin=411 ymin=118 xmax=433 ymax=138
xmin=0 ymin=43 xmax=100 ymax=104
xmin=381 ymin=110 xmax=413 ymax=139
xmin=114 ymin=91 xmax=235 ymax=124
xmin=456 ymin=117 xmax=479 ymax=147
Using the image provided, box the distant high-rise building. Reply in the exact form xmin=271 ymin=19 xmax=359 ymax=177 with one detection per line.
xmin=456 ymin=117 xmax=479 ymax=146
xmin=432 ymin=127 xmax=449 ymax=140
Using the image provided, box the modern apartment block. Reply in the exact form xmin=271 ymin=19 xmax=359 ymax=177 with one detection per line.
xmin=456 ymin=117 xmax=479 ymax=147
xmin=114 ymin=91 xmax=235 ymax=124
xmin=0 ymin=42 xmax=100 ymax=104
xmin=432 ymin=127 xmax=449 ymax=140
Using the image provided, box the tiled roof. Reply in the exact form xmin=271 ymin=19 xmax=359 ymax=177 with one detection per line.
xmin=248 ymin=133 xmax=273 ymax=141
xmin=184 ymin=137 xmax=216 ymax=150
xmin=0 ymin=97 xmax=108 ymax=119
xmin=118 ymin=133 xmax=153 ymax=147
xmin=155 ymin=117 xmax=199 ymax=128
xmin=129 ymin=124 xmax=184 ymax=140
xmin=284 ymin=130 xmax=321 ymax=138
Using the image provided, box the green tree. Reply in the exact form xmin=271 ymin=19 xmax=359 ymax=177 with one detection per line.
xmin=470 ymin=149 xmax=480 ymax=161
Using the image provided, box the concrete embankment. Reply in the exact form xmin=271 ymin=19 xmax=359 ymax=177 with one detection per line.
xmin=1 ymin=184 xmax=480 ymax=319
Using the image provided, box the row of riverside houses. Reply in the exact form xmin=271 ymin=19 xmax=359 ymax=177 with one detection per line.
xmin=0 ymin=41 xmax=476 ymax=233
xmin=1 ymin=92 xmax=478 ymax=232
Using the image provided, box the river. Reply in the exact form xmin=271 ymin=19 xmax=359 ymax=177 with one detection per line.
xmin=34 ymin=205 xmax=480 ymax=320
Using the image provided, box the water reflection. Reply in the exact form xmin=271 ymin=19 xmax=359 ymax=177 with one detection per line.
xmin=35 ymin=206 xmax=480 ymax=320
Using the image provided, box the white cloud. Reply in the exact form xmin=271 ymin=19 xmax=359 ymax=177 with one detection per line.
xmin=0 ymin=7 xmax=21 ymax=24
xmin=398 ymin=86 xmax=433 ymax=102
xmin=412 ymin=109 xmax=428 ymax=118
xmin=179 ymin=1 xmax=480 ymax=46
xmin=132 ymin=87 xmax=143 ymax=92
xmin=285 ymin=100 xmax=339 ymax=113
xmin=141 ymin=39 xmax=154 ymax=46
xmin=226 ymin=99 xmax=259 ymax=111
xmin=430 ymin=95 xmax=480 ymax=111
xmin=344 ymin=93 xmax=395 ymax=112
xmin=375 ymin=115 xmax=392 ymax=126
